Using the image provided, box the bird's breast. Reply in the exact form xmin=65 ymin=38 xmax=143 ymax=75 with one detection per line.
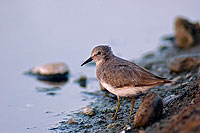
xmin=100 ymin=81 xmax=150 ymax=97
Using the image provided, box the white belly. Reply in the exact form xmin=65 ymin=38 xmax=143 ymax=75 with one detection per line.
xmin=101 ymin=81 xmax=152 ymax=97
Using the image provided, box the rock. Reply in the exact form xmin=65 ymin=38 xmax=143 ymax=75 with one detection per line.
xmin=120 ymin=125 xmax=131 ymax=133
xmin=134 ymin=92 xmax=163 ymax=127
xmin=107 ymin=123 xmax=118 ymax=129
xmin=67 ymin=118 xmax=78 ymax=125
xmin=74 ymin=76 xmax=87 ymax=88
xmin=161 ymin=102 xmax=200 ymax=133
xmin=174 ymin=17 xmax=200 ymax=49
xmin=27 ymin=62 xmax=69 ymax=81
xmin=162 ymin=94 xmax=180 ymax=106
xmin=31 ymin=62 xmax=69 ymax=75
xmin=169 ymin=54 xmax=200 ymax=73
xmin=82 ymin=107 xmax=94 ymax=116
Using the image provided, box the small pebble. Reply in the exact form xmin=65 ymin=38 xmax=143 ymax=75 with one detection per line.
xmin=82 ymin=107 xmax=94 ymax=116
xmin=163 ymin=94 xmax=180 ymax=105
xmin=120 ymin=125 xmax=131 ymax=133
xmin=67 ymin=118 xmax=78 ymax=125
xmin=107 ymin=123 xmax=118 ymax=129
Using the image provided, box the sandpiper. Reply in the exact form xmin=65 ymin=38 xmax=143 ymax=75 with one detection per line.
xmin=81 ymin=45 xmax=171 ymax=120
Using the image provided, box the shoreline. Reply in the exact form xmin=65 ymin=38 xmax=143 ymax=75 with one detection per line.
xmin=51 ymin=41 xmax=200 ymax=132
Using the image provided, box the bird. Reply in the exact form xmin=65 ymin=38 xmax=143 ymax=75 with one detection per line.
xmin=81 ymin=45 xmax=171 ymax=120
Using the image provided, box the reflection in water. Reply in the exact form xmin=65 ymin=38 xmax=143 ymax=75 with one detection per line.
xmin=36 ymin=87 xmax=61 ymax=92
xmin=36 ymin=86 xmax=61 ymax=96
xmin=35 ymin=74 xmax=69 ymax=82
xmin=74 ymin=76 xmax=87 ymax=88
xmin=25 ymin=70 xmax=69 ymax=86
xmin=25 ymin=71 xmax=69 ymax=82
xmin=37 ymin=78 xmax=69 ymax=86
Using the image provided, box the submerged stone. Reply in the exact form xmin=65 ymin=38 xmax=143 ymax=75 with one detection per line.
xmin=134 ymin=92 xmax=163 ymax=127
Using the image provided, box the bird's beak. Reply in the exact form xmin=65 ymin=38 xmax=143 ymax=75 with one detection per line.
xmin=81 ymin=57 xmax=93 ymax=66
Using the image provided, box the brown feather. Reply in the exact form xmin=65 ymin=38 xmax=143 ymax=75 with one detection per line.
xmin=97 ymin=56 xmax=170 ymax=89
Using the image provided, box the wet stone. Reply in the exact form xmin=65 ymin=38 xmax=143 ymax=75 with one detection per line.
xmin=30 ymin=62 xmax=69 ymax=75
xmin=82 ymin=107 xmax=95 ymax=116
xmin=169 ymin=54 xmax=200 ymax=73
xmin=174 ymin=17 xmax=200 ymax=49
xmin=134 ymin=92 xmax=163 ymax=127
xmin=27 ymin=62 xmax=69 ymax=81
xmin=67 ymin=118 xmax=78 ymax=125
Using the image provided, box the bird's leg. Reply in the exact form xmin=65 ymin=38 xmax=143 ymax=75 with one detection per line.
xmin=129 ymin=97 xmax=135 ymax=119
xmin=112 ymin=96 xmax=120 ymax=120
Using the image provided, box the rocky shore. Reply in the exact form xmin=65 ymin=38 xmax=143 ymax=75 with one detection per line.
xmin=50 ymin=17 xmax=200 ymax=133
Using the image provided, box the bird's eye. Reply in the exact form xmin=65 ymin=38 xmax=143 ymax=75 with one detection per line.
xmin=97 ymin=51 xmax=101 ymax=55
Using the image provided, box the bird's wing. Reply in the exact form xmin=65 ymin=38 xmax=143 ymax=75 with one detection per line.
xmin=102 ymin=62 xmax=168 ymax=88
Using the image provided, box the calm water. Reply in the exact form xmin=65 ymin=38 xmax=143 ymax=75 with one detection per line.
xmin=0 ymin=0 xmax=200 ymax=132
